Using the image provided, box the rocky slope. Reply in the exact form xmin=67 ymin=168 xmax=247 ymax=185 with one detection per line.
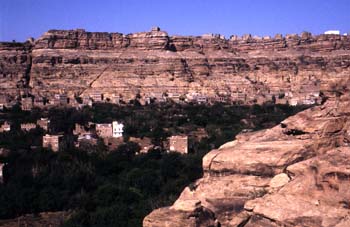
xmin=0 ymin=211 xmax=69 ymax=227
xmin=1 ymin=28 xmax=350 ymax=105
xmin=143 ymin=93 xmax=350 ymax=227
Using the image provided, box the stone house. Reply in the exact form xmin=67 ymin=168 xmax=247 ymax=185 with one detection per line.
xmin=33 ymin=96 xmax=46 ymax=107
xmin=195 ymin=94 xmax=208 ymax=104
xmin=289 ymin=98 xmax=299 ymax=106
xmin=0 ymin=95 xmax=11 ymax=109
xmin=73 ymin=122 xmax=98 ymax=147
xmin=21 ymin=123 xmax=37 ymax=131
xmin=0 ymin=121 xmax=11 ymax=132
xmin=42 ymin=134 xmax=64 ymax=152
xmin=151 ymin=26 xmax=161 ymax=32
xmin=151 ymin=92 xmax=166 ymax=102
xmin=169 ymin=135 xmax=188 ymax=154
xmin=37 ymin=118 xmax=50 ymax=131
xmin=81 ymin=96 xmax=92 ymax=106
xmin=96 ymin=123 xmax=113 ymax=138
xmin=112 ymin=95 xmax=121 ymax=105
xmin=95 ymin=121 xmax=124 ymax=138
xmin=209 ymin=95 xmax=226 ymax=103
xmin=21 ymin=97 xmax=34 ymax=111
xmin=53 ymin=94 xmax=68 ymax=105
xmin=231 ymin=92 xmax=246 ymax=102
xmin=168 ymin=93 xmax=181 ymax=102
xmin=275 ymin=97 xmax=288 ymax=105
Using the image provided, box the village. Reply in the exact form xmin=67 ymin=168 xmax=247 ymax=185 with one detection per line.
xmin=0 ymin=92 xmax=311 ymax=225
xmin=0 ymin=105 xmax=192 ymax=183
xmin=0 ymin=83 xmax=317 ymax=185
xmin=0 ymin=75 xmax=323 ymax=112
xmin=0 ymin=116 xmax=189 ymax=153
xmin=0 ymin=91 xmax=230 ymax=111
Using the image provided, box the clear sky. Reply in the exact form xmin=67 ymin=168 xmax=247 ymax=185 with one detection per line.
xmin=1 ymin=0 xmax=350 ymax=42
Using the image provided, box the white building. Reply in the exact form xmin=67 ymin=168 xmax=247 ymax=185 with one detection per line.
xmin=324 ymin=30 xmax=340 ymax=35
xmin=112 ymin=121 xmax=124 ymax=138
xmin=289 ymin=98 xmax=299 ymax=106
xmin=0 ymin=163 xmax=4 ymax=183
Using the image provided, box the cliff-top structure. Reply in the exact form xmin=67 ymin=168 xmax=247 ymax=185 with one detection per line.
xmin=1 ymin=27 xmax=350 ymax=106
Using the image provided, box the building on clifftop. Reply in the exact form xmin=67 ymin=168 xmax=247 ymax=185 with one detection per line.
xmin=324 ymin=30 xmax=340 ymax=35
xmin=151 ymin=26 xmax=160 ymax=32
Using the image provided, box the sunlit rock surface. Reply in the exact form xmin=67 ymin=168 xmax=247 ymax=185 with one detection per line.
xmin=144 ymin=95 xmax=350 ymax=227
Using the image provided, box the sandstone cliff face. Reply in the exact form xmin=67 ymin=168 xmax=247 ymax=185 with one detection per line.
xmin=0 ymin=42 xmax=32 ymax=99
xmin=1 ymin=29 xmax=350 ymax=105
xmin=143 ymin=94 xmax=350 ymax=227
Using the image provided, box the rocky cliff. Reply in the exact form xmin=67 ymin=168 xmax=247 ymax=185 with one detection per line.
xmin=0 ymin=41 xmax=32 ymax=102
xmin=1 ymin=28 xmax=350 ymax=105
xmin=144 ymin=93 xmax=350 ymax=227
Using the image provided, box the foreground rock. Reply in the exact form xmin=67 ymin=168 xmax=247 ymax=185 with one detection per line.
xmin=144 ymin=95 xmax=350 ymax=227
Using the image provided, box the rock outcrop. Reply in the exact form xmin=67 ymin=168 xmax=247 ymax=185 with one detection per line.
xmin=1 ymin=28 xmax=350 ymax=105
xmin=144 ymin=94 xmax=350 ymax=227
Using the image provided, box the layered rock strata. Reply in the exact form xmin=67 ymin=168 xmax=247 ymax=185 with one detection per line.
xmin=0 ymin=41 xmax=32 ymax=103
xmin=1 ymin=28 xmax=350 ymax=105
xmin=144 ymin=94 xmax=350 ymax=227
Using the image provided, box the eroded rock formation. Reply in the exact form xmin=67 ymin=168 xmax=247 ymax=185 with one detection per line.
xmin=144 ymin=93 xmax=350 ymax=227
xmin=1 ymin=28 xmax=350 ymax=105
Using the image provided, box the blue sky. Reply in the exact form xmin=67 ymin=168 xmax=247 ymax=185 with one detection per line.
xmin=1 ymin=0 xmax=350 ymax=42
